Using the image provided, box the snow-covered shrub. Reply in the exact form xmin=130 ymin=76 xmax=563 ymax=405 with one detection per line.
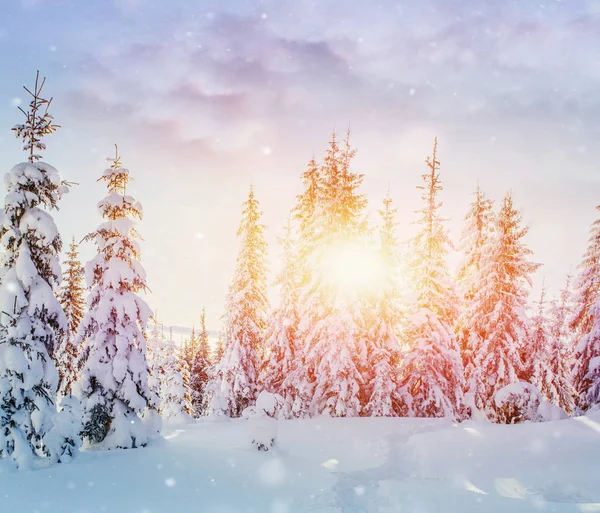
xmin=494 ymin=383 xmax=541 ymax=424
xmin=244 ymin=391 xmax=280 ymax=452
xmin=494 ymin=382 xmax=567 ymax=424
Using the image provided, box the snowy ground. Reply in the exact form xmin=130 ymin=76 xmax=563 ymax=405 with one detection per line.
xmin=2 ymin=414 xmax=600 ymax=513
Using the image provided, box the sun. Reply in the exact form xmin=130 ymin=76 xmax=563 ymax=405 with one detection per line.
xmin=319 ymin=241 xmax=386 ymax=296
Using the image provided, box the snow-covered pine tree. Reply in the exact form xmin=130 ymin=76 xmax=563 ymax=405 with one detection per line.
xmin=74 ymin=146 xmax=158 ymax=449
xmin=146 ymin=321 xmax=188 ymax=422
xmin=470 ymin=192 xmax=540 ymax=420
xmin=177 ymin=329 xmax=196 ymax=413
xmin=56 ymin=237 xmax=86 ymax=396
xmin=528 ymin=284 xmax=551 ymax=387
xmin=261 ymin=220 xmax=307 ymax=418
xmin=213 ymin=330 xmax=225 ymax=363
xmin=456 ymin=185 xmax=494 ymax=387
xmin=544 ymin=275 xmax=575 ymax=414
xmin=0 ymin=72 xmax=79 ymax=468
xmin=570 ymin=206 xmax=600 ymax=413
xmin=363 ymin=192 xmax=402 ymax=417
xmin=207 ymin=186 xmax=269 ymax=417
xmin=190 ymin=307 xmax=211 ymax=417
xmin=146 ymin=318 xmax=166 ymax=400
xmin=302 ymin=131 xmax=368 ymax=418
xmin=398 ymin=138 xmax=465 ymax=421
xmin=158 ymin=339 xmax=189 ymax=423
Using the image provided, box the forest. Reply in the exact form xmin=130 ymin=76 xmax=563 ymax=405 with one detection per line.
xmin=1 ymin=72 xmax=599 ymax=470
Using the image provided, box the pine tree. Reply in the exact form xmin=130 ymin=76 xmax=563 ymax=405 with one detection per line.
xmin=456 ymin=185 xmax=494 ymax=386
xmin=570 ymin=206 xmax=600 ymax=413
xmin=56 ymin=237 xmax=86 ymax=396
xmin=190 ymin=308 xmax=211 ymax=417
xmin=398 ymin=138 xmax=465 ymax=421
xmin=539 ymin=276 xmax=576 ymax=413
xmin=213 ymin=330 xmax=225 ymax=363
xmin=206 ymin=186 xmax=269 ymax=417
xmin=261 ymin=220 xmax=307 ymax=418
xmin=0 ymin=72 xmax=79 ymax=468
xmin=470 ymin=192 xmax=540 ymax=420
xmin=529 ymin=284 xmax=551 ymax=387
xmin=363 ymin=193 xmax=402 ymax=417
xmin=74 ymin=146 xmax=158 ymax=449
xmin=302 ymin=131 xmax=368 ymax=417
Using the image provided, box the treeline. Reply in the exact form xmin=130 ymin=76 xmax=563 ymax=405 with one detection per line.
xmin=1 ymin=74 xmax=599 ymax=471
xmin=194 ymin=132 xmax=596 ymax=424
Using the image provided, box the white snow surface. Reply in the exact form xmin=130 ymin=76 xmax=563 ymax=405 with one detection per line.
xmin=1 ymin=415 xmax=600 ymax=512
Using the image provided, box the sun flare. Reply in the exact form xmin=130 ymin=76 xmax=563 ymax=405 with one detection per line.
xmin=319 ymin=241 xmax=387 ymax=294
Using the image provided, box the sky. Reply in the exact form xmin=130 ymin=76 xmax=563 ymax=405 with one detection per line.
xmin=1 ymin=0 xmax=599 ymax=331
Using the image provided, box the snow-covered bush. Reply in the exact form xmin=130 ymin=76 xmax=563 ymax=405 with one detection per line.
xmin=494 ymin=382 xmax=568 ymax=424
xmin=494 ymin=383 xmax=541 ymax=424
xmin=244 ymin=391 xmax=281 ymax=451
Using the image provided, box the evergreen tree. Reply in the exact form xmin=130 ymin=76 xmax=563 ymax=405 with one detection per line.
xmin=398 ymin=139 xmax=465 ymax=421
xmin=539 ymin=276 xmax=576 ymax=413
xmin=261 ymin=220 xmax=307 ymax=418
xmin=363 ymin=193 xmax=402 ymax=417
xmin=56 ymin=237 xmax=86 ymax=396
xmin=207 ymin=187 xmax=269 ymax=417
xmin=456 ymin=185 xmax=494 ymax=386
xmin=190 ymin=307 xmax=211 ymax=417
xmin=0 ymin=72 xmax=79 ymax=468
xmin=470 ymin=192 xmax=540 ymax=420
xmin=529 ymin=284 xmax=551 ymax=386
xmin=213 ymin=330 xmax=225 ymax=363
xmin=302 ymin=131 xmax=368 ymax=417
xmin=570 ymin=206 xmax=600 ymax=413
xmin=74 ymin=146 xmax=158 ymax=449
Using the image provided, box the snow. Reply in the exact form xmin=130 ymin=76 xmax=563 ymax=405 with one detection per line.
xmin=1 ymin=415 xmax=600 ymax=512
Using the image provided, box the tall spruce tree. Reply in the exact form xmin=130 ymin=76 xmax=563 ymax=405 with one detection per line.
xmin=206 ymin=186 xmax=269 ymax=417
xmin=470 ymin=192 xmax=540 ymax=420
xmin=456 ymin=185 xmax=494 ymax=390
xmin=570 ymin=206 xmax=600 ymax=413
xmin=74 ymin=146 xmax=158 ymax=449
xmin=0 ymin=72 xmax=79 ymax=468
xmin=302 ymin=131 xmax=368 ymax=417
xmin=56 ymin=237 xmax=86 ymax=396
xmin=363 ymin=193 xmax=402 ymax=417
xmin=190 ymin=308 xmax=211 ymax=417
xmin=261 ymin=220 xmax=305 ymax=418
xmin=398 ymin=139 xmax=465 ymax=421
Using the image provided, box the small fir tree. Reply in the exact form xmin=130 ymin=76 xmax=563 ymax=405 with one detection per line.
xmin=544 ymin=275 xmax=575 ymax=414
xmin=190 ymin=308 xmax=212 ymax=417
xmin=74 ymin=146 xmax=158 ymax=449
xmin=56 ymin=237 xmax=86 ymax=396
